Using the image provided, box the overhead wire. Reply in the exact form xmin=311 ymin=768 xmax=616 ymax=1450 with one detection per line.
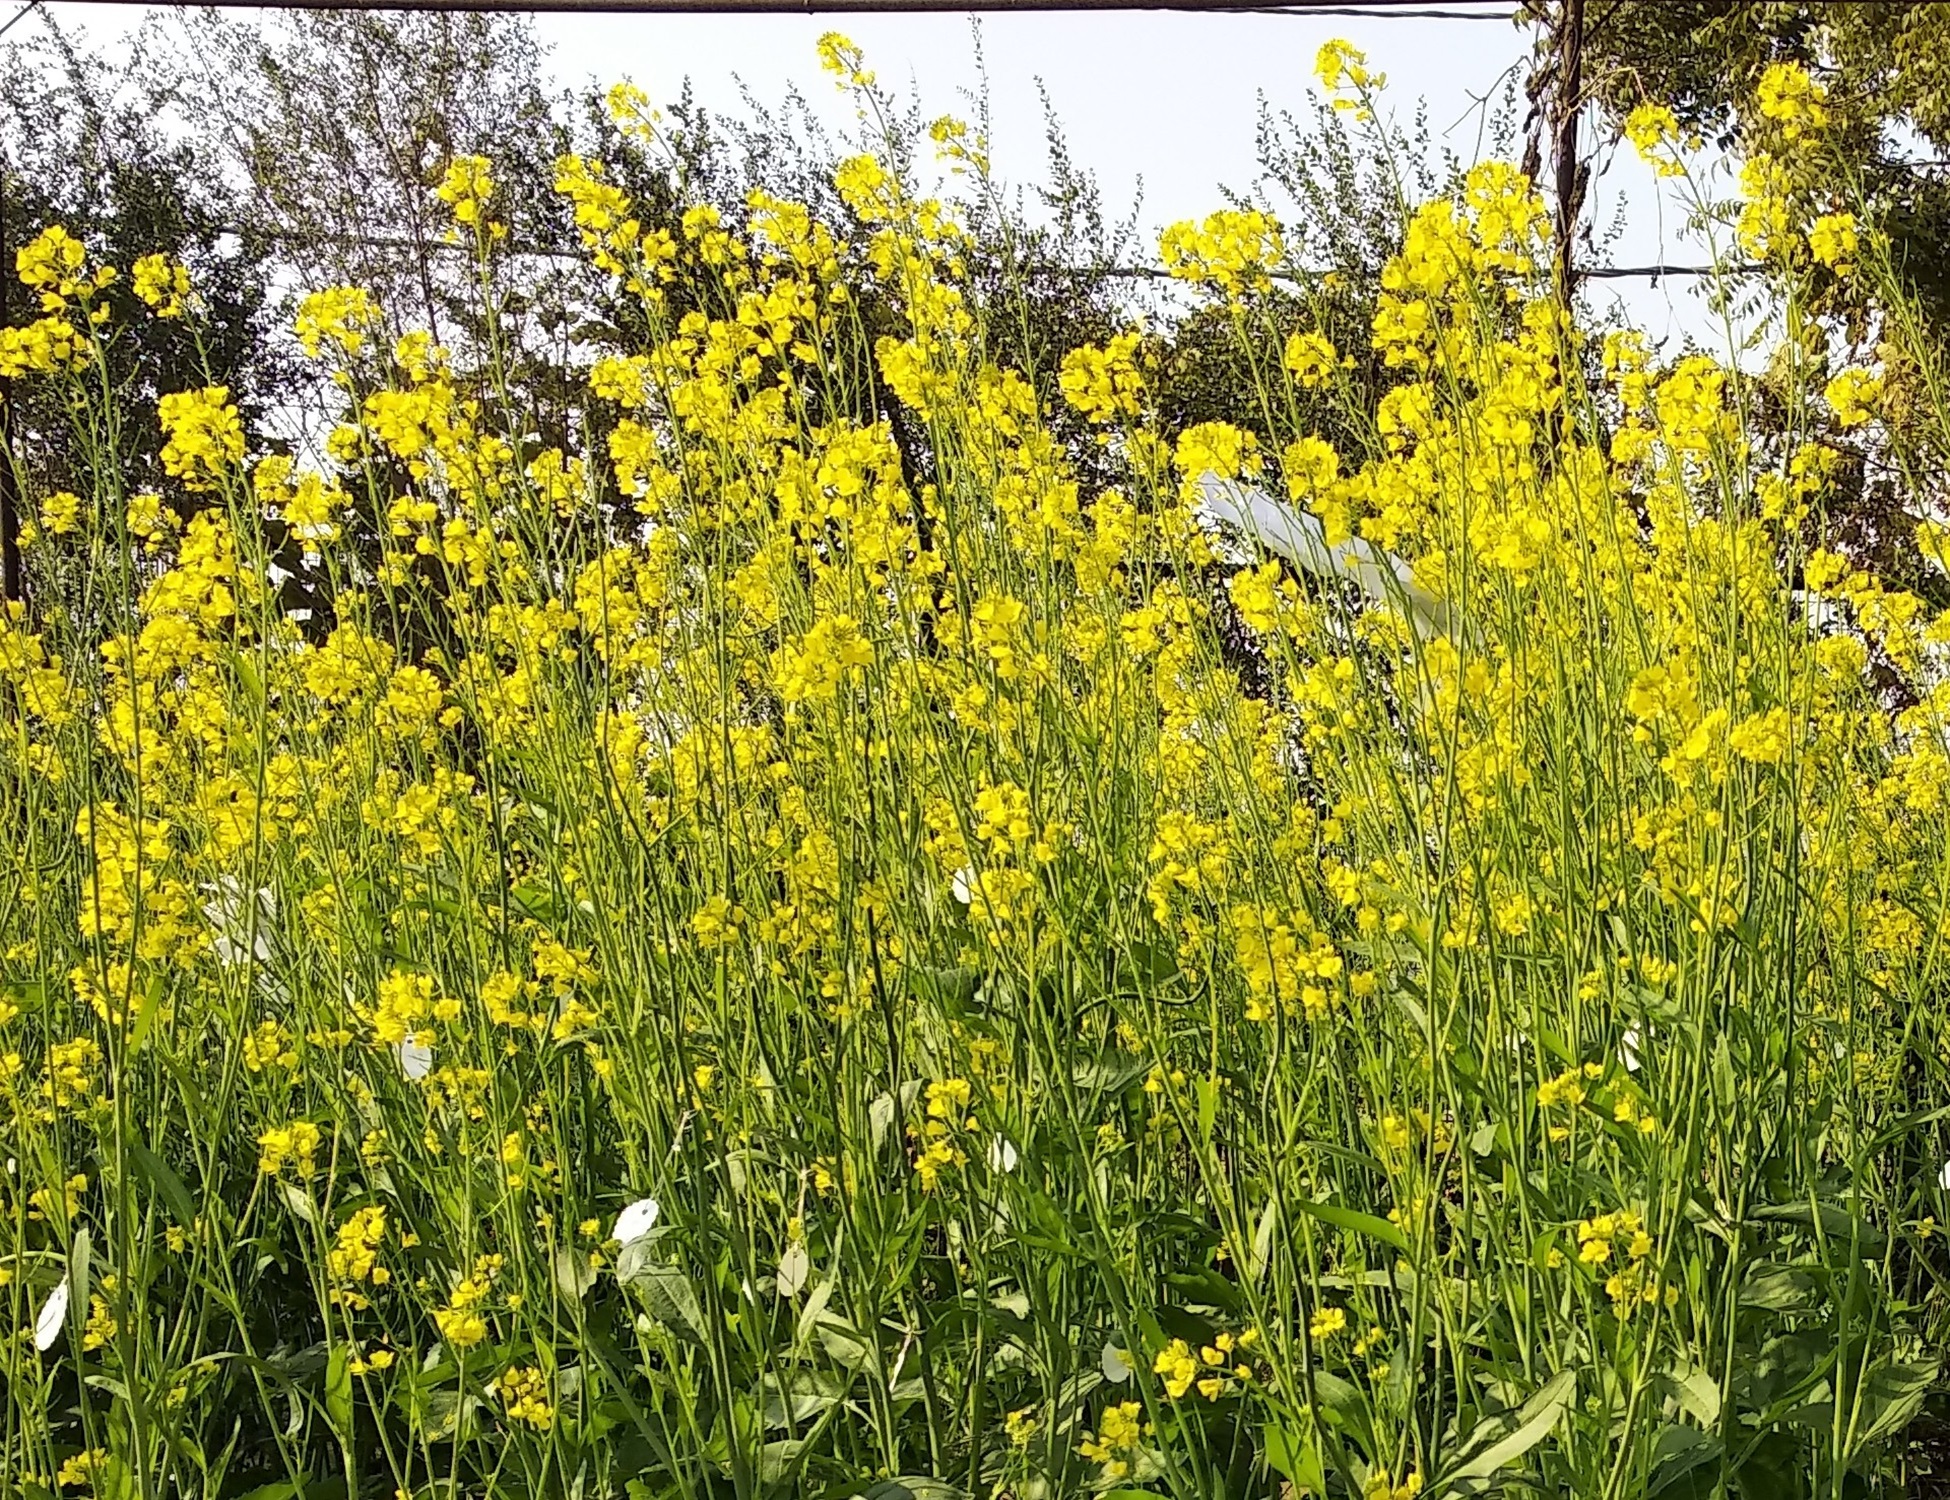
xmin=0 ymin=0 xmax=44 ymax=38
xmin=40 ymin=0 xmax=1515 ymax=14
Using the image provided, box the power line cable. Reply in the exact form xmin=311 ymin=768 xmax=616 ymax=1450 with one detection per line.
xmin=0 ymin=0 xmax=44 ymax=39
xmin=39 ymin=0 xmax=1514 ymax=14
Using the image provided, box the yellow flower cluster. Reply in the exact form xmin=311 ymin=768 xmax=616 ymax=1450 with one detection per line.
xmin=158 ymin=387 xmax=246 ymax=491
xmin=1159 ymin=210 xmax=1285 ymax=297
xmin=257 ymin=1120 xmax=322 ymax=1178
xmin=1078 ymin=1400 xmax=1147 ymax=1482
xmin=132 ymin=254 xmax=192 ymax=318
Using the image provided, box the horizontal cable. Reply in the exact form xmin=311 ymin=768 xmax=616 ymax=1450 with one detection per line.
xmin=41 ymin=0 xmax=1515 ymax=14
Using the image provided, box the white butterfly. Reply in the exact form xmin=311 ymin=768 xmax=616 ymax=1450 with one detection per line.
xmin=613 ymin=1196 xmax=660 ymax=1245
xmin=35 ymin=1278 xmax=69 ymax=1352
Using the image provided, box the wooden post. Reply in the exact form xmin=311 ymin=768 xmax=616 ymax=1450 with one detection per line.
xmin=1551 ymin=0 xmax=1586 ymax=301
xmin=0 ymin=154 xmax=22 ymax=606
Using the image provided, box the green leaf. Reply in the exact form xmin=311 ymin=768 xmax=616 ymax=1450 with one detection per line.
xmin=618 ymin=1257 xmax=707 ymax=1344
xmin=278 ymin=1181 xmax=320 ymax=1228
xmin=1165 ymin=1268 xmax=1243 ymax=1312
xmin=553 ymin=1244 xmax=596 ymax=1301
xmin=324 ymin=1343 xmax=354 ymax=1437
xmin=1290 ymin=1198 xmax=1410 ymax=1254
xmin=1751 ymin=1201 xmax=1887 ymax=1256
xmin=127 ymin=972 xmax=167 ymax=1057
xmin=129 ymin=1140 xmax=197 ymax=1229
xmin=810 ymin=1311 xmax=878 ymax=1374
xmin=1660 ymin=1359 xmax=1721 ymax=1429
xmin=231 ymin=1482 xmax=309 ymax=1500
xmin=1195 ymin=1075 xmax=1219 ymax=1146
xmin=1247 ymin=1197 xmax=1280 ymax=1283
xmin=1739 ymin=1262 xmax=1823 ymax=1313
xmin=1647 ymin=1424 xmax=1722 ymax=1497
xmin=231 ymin=651 xmax=266 ymax=710
xmin=1309 ymin=1369 xmax=1374 ymax=1450
xmin=1262 ymin=1423 xmax=1326 ymax=1491
xmin=907 ymin=966 xmax=979 ymax=1013
xmin=760 ymin=1370 xmax=844 ymax=1430
xmin=860 ymin=1480 xmax=970 ymax=1500
xmin=1439 ymin=1368 xmax=1575 ymax=1490
xmin=69 ymin=1226 xmax=92 ymax=1337
xmin=1851 ymin=1355 xmax=1938 ymax=1449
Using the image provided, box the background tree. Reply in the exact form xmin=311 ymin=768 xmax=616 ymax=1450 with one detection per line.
xmin=1 ymin=24 xmax=278 ymax=504
xmin=1577 ymin=2 xmax=1950 ymax=591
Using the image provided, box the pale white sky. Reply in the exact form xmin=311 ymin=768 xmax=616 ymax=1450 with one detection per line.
xmin=33 ymin=2 xmax=1741 ymax=350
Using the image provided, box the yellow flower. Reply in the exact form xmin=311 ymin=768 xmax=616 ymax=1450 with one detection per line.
xmin=1755 ymin=60 xmax=1827 ymax=141
xmin=17 ymin=225 xmax=90 ymax=304
xmin=1622 ymin=102 xmax=1692 ymax=176
xmin=1153 ymin=1337 xmax=1199 ymax=1398
xmin=257 ymin=1120 xmax=323 ymax=1178
xmin=295 ymin=286 xmax=380 ymax=359
xmin=1059 ymin=332 xmax=1146 ymax=423
xmin=1825 ymin=367 xmax=1883 ymax=428
xmin=1316 ymin=39 xmax=1384 ymax=108
xmin=1159 ymin=211 xmax=1285 ymax=297
xmin=816 ymin=31 xmax=875 ymax=89
xmin=158 ymin=387 xmax=246 ymax=491
xmin=38 ymin=490 xmax=81 ymax=537
xmin=1364 ymin=1468 xmax=1424 ymax=1500
xmin=1808 ymin=213 xmax=1858 ymax=274
xmin=1283 ymin=330 xmax=1340 ymax=388
xmin=435 ymin=154 xmax=501 ymax=236
xmin=772 ymin=615 xmax=874 ymax=703
xmin=132 ymin=254 xmax=193 ymax=317
xmin=497 ymin=1365 xmax=553 ymax=1428
xmin=1079 ymin=1399 xmax=1147 ymax=1479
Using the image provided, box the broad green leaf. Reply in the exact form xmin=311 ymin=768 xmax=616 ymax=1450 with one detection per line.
xmin=1440 ymin=1368 xmax=1575 ymax=1489
xmin=1262 ymin=1424 xmax=1326 ymax=1491
xmin=324 ymin=1343 xmax=354 ymax=1437
xmin=861 ymin=1479 xmax=970 ymax=1500
xmin=810 ymin=1310 xmax=878 ymax=1374
xmin=760 ymin=1370 xmax=844 ymax=1430
xmin=1661 ymin=1359 xmax=1721 ymax=1428
xmin=1309 ymin=1369 xmax=1373 ymax=1450
xmin=232 ymin=1482 xmax=309 ymax=1500
xmin=1195 ymin=1075 xmax=1219 ymax=1145
xmin=1851 ymin=1355 xmax=1938 ymax=1448
xmin=1751 ymin=1201 xmax=1887 ymax=1256
xmin=1647 ymin=1423 xmax=1721 ymax=1497
xmin=1739 ymin=1262 xmax=1823 ymax=1313
xmin=1247 ymin=1197 xmax=1280 ymax=1283
xmin=1290 ymin=1198 xmax=1410 ymax=1254
xmin=129 ymin=1140 xmax=197 ymax=1229
xmin=278 ymin=1181 xmax=320 ymax=1228
xmin=554 ymin=1244 xmax=596 ymax=1301
xmin=619 ymin=1258 xmax=707 ymax=1344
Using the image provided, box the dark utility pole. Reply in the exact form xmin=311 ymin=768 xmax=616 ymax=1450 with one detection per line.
xmin=0 ymin=156 xmax=21 ymax=606
xmin=1550 ymin=0 xmax=1586 ymax=300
